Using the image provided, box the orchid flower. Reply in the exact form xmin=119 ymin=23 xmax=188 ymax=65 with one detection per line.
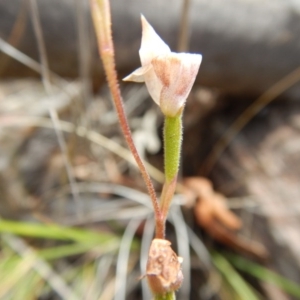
xmin=123 ymin=16 xmax=202 ymax=299
xmin=123 ymin=15 xmax=202 ymax=117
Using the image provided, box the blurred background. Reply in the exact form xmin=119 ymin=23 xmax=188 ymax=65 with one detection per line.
xmin=0 ymin=0 xmax=300 ymax=299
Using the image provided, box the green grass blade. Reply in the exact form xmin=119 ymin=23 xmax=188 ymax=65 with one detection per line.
xmin=212 ymin=252 xmax=260 ymax=300
xmin=38 ymin=241 xmax=116 ymax=260
xmin=227 ymin=254 xmax=300 ymax=298
xmin=0 ymin=219 xmax=118 ymax=243
xmin=0 ymin=252 xmax=36 ymax=299
xmin=11 ymin=271 xmax=44 ymax=300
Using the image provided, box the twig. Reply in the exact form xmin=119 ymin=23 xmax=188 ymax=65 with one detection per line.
xmin=177 ymin=0 xmax=191 ymax=52
xmin=29 ymin=0 xmax=81 ymax=217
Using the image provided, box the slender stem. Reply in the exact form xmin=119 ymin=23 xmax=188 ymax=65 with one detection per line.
xmin=164 ymin=116 xmax=182 ymax=182
xmin=154 ymin=292 xmax=176 ymax=300
xmin=177 ymin=0 xmax=190 ymax=52
xmin=29 ymin=0 xmax=82 ymax=218
xmin=160 ymin=116 xmax=182 ymax=219
xmin=160 ymin=178 xmax=177 ymax=222
xmin=90 ymin=0 xmax=163 ymax=238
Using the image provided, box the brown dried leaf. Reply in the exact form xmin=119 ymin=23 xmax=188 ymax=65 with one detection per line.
xmin=182 ymin=177 xmax=268 ymax=260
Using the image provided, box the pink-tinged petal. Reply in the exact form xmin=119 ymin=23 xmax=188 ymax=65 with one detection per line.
xmin=139 ymin=15 xmax=170 ymax=66
xmin=123 ymin=64 xmax=152 ymax=82
xmin=152 ymin=52 xmax=202 ymax=116
xmin=172 ymin=53 xmax=202 ymax=100
xmin=152 ymin=54 xmax=183 ymax=88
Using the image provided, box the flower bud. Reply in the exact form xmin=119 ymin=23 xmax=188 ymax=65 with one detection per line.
xmin=146 ymin=239 xmax=183 ymax=296
xmin=123 ymin=16 xmax=202 ymax=117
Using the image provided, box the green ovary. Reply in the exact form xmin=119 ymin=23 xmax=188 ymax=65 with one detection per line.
xmin=164 ymin=115 xmax=182 ymax=183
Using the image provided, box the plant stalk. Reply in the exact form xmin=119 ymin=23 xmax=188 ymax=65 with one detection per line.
xmin=160 ymin=115 xmax=182 ymax=221
xmin=154 ymin=292 xmax=176 ymax=300
xmin=89 ymin=0 xmax=164 ymax=238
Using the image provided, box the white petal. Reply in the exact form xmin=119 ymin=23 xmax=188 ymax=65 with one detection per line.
xmin=171 ymin=53 xmax=202 ymax=100
xmin=169 ymin=53 xmax=202 ymax=100
xmin=152 ymin=52 xmax=202 ymax=116
xmin=123 ymin=16 xmax=202 ymax=117
xmin=143 ymin=68 xmax=163 ymax=106
xmin=122 ymin=64 xmax=152 ymax=82
xmin=139 ymin=15 xmax=170 ymax=66
xmin=123 ymin=63 xmax=163 ymax=106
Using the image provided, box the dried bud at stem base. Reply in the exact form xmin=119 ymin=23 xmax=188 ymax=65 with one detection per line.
xmin=146 ymin=239 xmax=183 ymax=297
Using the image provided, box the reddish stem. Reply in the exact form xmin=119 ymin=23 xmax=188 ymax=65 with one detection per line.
xmin=160 ymin=177 xmax=177 ymax=221
xmin=90 ymin=0 xmax=164 ymax=238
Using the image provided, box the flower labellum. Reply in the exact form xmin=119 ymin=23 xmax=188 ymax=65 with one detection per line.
xmin=123 ymin=15 xmax=202 ymax=117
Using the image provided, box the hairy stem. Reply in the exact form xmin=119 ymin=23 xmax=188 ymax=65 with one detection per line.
xmin=160 ymin=178 xmax=177 ymax=223
xmin=155 ymin=292 xmax=176 ymax=300
xmin=164 ymin=116 xmax=182 ymax=182
xmin=89 ymin=0 xmax=163 ymax=238
xmin=160 ymin=115 xmax=182 ymax=219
